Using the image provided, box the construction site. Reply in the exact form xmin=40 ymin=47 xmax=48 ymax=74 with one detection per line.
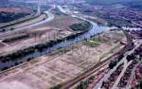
xmin=0 ymin=0 xmax=141 ymax=89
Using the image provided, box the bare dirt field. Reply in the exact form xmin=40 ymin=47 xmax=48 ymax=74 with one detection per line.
xmin=0 ymin=27 xmax=73 ymax=56
xmin=0 ymin=14 xmax=83 ymax=56
xmin=0 ymin=30 xmax=126 ymax=89
xmin=38 ymin=15 xmax=83 ymax=31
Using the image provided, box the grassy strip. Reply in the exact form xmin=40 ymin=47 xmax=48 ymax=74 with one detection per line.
xmin=84 ymin=37 xmax=103 ymax=47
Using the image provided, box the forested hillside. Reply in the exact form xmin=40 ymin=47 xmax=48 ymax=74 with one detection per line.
xmin=85 ymin=0 xmax=142 ymax=5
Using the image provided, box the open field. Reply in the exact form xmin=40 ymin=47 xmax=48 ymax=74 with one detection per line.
xmin=40 ymin=15 xmax=84 ymax=31
xmin=0 ymin=13 xmax=85 ymax=55
xmin=0 ymin=30 xmax=126 ymax=89
xmin=0 ymin=27 xmax=73 ymax=56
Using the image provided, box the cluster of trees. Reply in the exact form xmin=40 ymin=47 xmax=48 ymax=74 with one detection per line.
xmin=69 ymin=21 xmax=91 ymax=31
xmin=109 ymin=49 xmax=140 ymax=70
xmin=124 ymin=0 xmax=142 ymax=10
xmin=107 ymin=18 xmax=132 ymax=27
xmin=0 ymin=31 xmax=87 ymax=71
xmin=0 ymin=39 xmax=60 ymax=63
xmin=131 ymin=30 xmax=142 ymax=38
xmin=3 ymin=34 xmax=30 ymax=43
xmin=109 ymin=44 xmax=142 ymax=69
xmin=50 ymin=84 xmax=62 ymax=89
xmin=0 ymin=39 xmax=63 ymax=70
xmin=0 ymin=12 xmax=29 ymax=23
xmin=76 ymin=76 xmax=95 ymax=89
xmin=0 ymin=28 xmax=14 ymax=33
xmin=86 ymin=0 xmax=142 ymax=5
xmin=127 ymin=44 xmax=142 ymax=62
xmin=136 ymin=80 xmax=142 ymax=89
xmin=76 ymin=81 xmax=89 ymax=89
xmin=0 ymin=60 xmax=24 ymax=71
xmin=109 ymin=40 xmax=136 ymax=69
xmin=109 ymin=54 xmax=124 ymax=69
xmin=119 ymin=60 xmax=137 ymax=88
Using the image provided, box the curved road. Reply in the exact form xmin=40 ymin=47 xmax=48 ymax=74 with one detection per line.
xmin=0 ymin=10 xmax=55 ymax=40
xmin=13 ymin=10 xmax=55 ymax=30
xmin=17 ymin=11 xmax=55 ymax=29
xmin=57 ymin=6 xmax=142 ymax=88
xmin=57 ymin=5 xmax=116 ymax=37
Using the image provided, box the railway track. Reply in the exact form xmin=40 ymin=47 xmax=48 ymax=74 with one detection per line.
xmin=60 ymin=31 xmax=133 ymax=89
xmin=60 ymin=46 xmax=127 ymax=89
xmin=61 ymin=57 xmax=110 ymax=89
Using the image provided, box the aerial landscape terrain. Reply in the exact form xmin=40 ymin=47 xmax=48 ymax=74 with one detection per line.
xmin=0 ymin=0 xmax=141 ymax=89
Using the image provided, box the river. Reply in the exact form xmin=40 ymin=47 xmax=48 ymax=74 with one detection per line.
xmin=0 ymin=6 xmax=113 ymax=71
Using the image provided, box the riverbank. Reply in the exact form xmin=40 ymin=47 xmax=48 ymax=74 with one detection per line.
xmin=0 ymin=30 xmax=126 ymax=89
xmin=0 ymin=16 xmax=92 ymax=70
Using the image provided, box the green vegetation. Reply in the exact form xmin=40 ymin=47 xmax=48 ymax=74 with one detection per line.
xmin=50 ymin=84 xmax=62 ymax=89
xmin=0 ymin=30 xmax=86 ymax=71
xmin=85 ymin=0 xmax=122 ymax=5
xmin=136 ymin=80 xmax=142 ymax=89
xmin=84 ymin=37 xmax=103 ymax=47
xmin=106 ymin=18 xmax=132 ymax=27
xmin=3 ymin=34 xmax=30 ymax=43
xmin=93 ymin=12 xmax=132 ymax=27
xmin=76 ymin=81 xmax=89 ymax=89
xmin=85 ymin=0 xmax=142 ymax=5
xmin=0 ymin=12 xmax=29 ymax=23
xmin=70 ymin=21 xmax=91 ymax=31
xmin=76 ymin=76 xmax=95 ymax=89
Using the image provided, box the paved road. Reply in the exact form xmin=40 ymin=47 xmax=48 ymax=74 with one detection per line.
xmin=57 ymin=5 xmax=142 ymax=89
xmin=93 ymin=40 xmax=142 ymax=89
xmin=10 ymin=11 xmax=54 ymax=31
xmin=57 ymin=5 xmax=120 ymax=89
xmin=2 ymin=14 xmax=46 ymax=30
xmin=0 ymin=10 xmax=54 ymax=40
xmin=93 ymin=56 xmax=125 ymax=89
xmin=111 ymin=60 xmax=132 ymax=89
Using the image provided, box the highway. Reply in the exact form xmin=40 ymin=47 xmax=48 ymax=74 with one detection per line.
xmin=0 ymin=5 xmax=114 ymax=72
xmin=9 ymin=11 xmax=54 ymax=31
xmin=0 ymin=4 xmax=141 ymax=89
xmin=0 ymin=10 xmax=55 ymax=40
xmin=16 ymin=11 xmax=55 ymax=28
